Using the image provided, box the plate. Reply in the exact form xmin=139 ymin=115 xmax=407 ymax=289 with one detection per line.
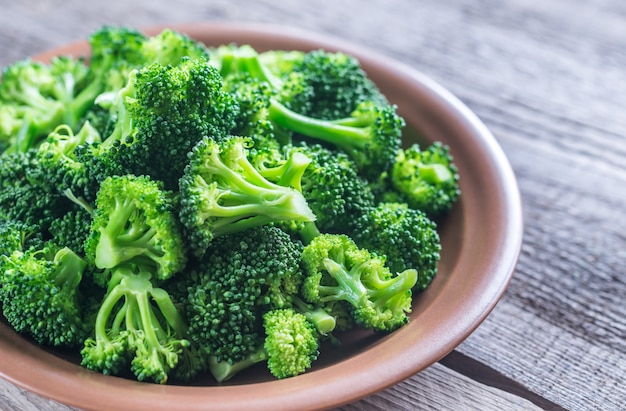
xmin=0 ymin=22 xmax=523 ymax=411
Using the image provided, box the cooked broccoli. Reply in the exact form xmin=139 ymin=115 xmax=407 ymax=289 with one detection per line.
xmin=206 ymin=308 xmax=321 ymax=382
xmin=80 ymin=265 xmax=191 ymax=384
xmin=268 ymin=99 xmax=404 ymax=181
xmin=96 ymin=57 xmax=238 ymax=189
xmin=351 ymin=202 xmax=441 ymax=291
xmin=388 ymin=142 xmax=461 ymax=218
xmin=178 ymin=225 xmax=333 ymax=381
xmin=221 ymin=73 xmax=285 ymax=150
xmin=0 ymin=26 xmax=455 ymax=384
xmin=0 ymin=242 xmax=92 ymax=347
xmin=263 ymin=308 xmax=320 ymax=379
xmin=48 ymin=207 xmax=94 ymax=255
xmin=0 ymin=149 xmax=69 ymax=229
xmin=253 ymin=141 xmax=375 ymax=237
xmin=178 ymin=136 xmax=315 ymax=258
xmin=87 ymin=26 xmax=209 ymax=108
xmin=0 ymin=56 xmax=98 ymax=153
xmin=288 ymin=49 xmax=388 ymax=120
xmin=181 ymin=225 xmax=305 ymax=364
xmin=84 ymin=175 xmax=187 ymax=285
xmin=301 ymin=233 xmax=417 ymax=332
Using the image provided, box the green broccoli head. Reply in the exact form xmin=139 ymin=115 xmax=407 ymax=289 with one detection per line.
xmin=301 ymin=234 xmax=417 ymax=332
xmin=289 ymin=49 xmax=388 ymax=120
xmin=390 ymin=142 xmax=461 ymax=218
xmin=84 ymin=175 xmax=187 ymax=285
xmin=178 ymin=136 xmax=315 ymax=258
xmin=182 ymin=225 xmax=305 ymax=365
xmin=98 ymin=56 xmax=239 ymax=189
xmin=351 ymin=202 xmax=441 ymax=291
xmin=263 ymin=308 xmax=319 ymax=379
xmin=0 ymin=149 xmax=69 ymax=229
xmin=80 ymin=265 xmax=190 ymax=384
xmin=0 ymin=243 xmax=91 ymax=347
xmin=0 ymin=220 xmax=44 ymax=257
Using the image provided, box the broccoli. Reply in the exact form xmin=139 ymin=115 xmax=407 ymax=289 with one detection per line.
xmin=96 ymin=57 xmax=238 ymax=189
xmin=178 ymin=136 xmax=316 ymax=258
xmin=221 ymin=73 xmax=285 ymax=150
xmin=84 ymin=175 xmax=187 ymax=285
xmin=0 ymin=242 xmax=92 ymax=347
xmin=181 ymin=225 xmax=305 ymax=363
xmin=178 ymin=225 xmax=333 ymax=381
xmin=253 ymin=141 xmax=375 ymax=237
xmin=288 ymin=49 xmax=388 ymax=120
xmin=268 ymin=99 xmax=404 ymax=182
xmin=301 ymin=234 xmax=417 ymax=332
xmin=0 ymin=26 xmax=453 ymax=384
xmin=206 ymin=308 xmax=321 ymax=382
xmin=263 ymin=308 xmax=320 ymax=379
xmin=80 ymin=264 xmax=191 ymax=384
xmin=388 ymin=142 xmax=461 ymax=218
xmin=210 ymin=44 xmax=314 ymax=114
xmin=86 ymin=26 xmax=209 ymax=108
xmin=0 ymin=220 xmax=45 ymax=258
xmin=0 ymin=149 xmax=69 ymax=229
xmin=48 ymin=207 xmax=94 ymax=255
xmin=0 ymin=56 xmax=98 ymax=153
xmin=351 ymin=202 xmax=441 ymax=291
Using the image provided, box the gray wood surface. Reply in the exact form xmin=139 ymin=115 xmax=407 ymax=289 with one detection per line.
xmin=1 ymin=0 xmax=625 ymax=410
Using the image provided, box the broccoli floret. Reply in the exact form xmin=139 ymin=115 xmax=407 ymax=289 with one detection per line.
xmin=141 ymin=28 xmax=209 ymax=65
xmin=263 ymin=308 xmax=320 ymax=379
xmin=0 ymin=220 xmax=45 ymax=258
xmin=97 ymin=57 xmax=238 ymax=189
xmin=253 ymin=142 xmax=375 ymax=236
xmin=31 ymin=121 xmax=105 ymax=202
xmin=178 ymin=136 xmax=315 ymax=258
xmin=80 ymin=265 xmax=191 ymax=384
xmin=0 ymin=149 xmax=69 ymax=229
xmin=389 ymin=142 xmax=461 ymax=218
xmin=268 ymin=99 xmax=404 ymax=182
xmin=0 ymin=242 xmax=92 ymax=347
xmin=181 ymin=225 xmax=306 ymax=364
xmin=206 ymin=308 xmax=322 ymax=382
xmin=84 ymin=175 xmax=187 ymax=285
xmin=351 ymin=202 xmax=441 ymax=291
xmin=210 ymin=44 xmax=313 ymax=113
xmin=301 ymin=234 xmax=417 ymax=332
xmin=0 ymin=56 xmax=98 ymax=153
xmin=48 ymin=207 xmax=94 ymax=255
xmin=289 ymin=49 xmax=388 ymax=120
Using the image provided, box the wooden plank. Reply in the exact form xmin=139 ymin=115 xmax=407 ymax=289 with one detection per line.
xmin=0 ymin=360 xmax=542 ymax=411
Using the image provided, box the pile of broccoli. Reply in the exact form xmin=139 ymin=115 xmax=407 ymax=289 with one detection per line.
xmin=0 ymin=26 xmax=460 ymax=384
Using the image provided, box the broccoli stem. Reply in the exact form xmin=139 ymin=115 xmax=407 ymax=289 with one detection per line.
xmin=319 ymin=258 xmax=368 ymax=305
xmin=367 ymin=269 xmax=418 ymax=307
xmin=292 ymin=296 xmax=336 ymax=335
xmin=94 ymin=196 xmax=162 ymax=269
xmin=296 ymin=221 xmax=322 ymax=245
xmin=208 ymin=349 xmax=268 ymax=383
xmin=268 ymin=99 xmax=370 ymax=151
xmin=52 ymin=247 xmax=87 ymax=289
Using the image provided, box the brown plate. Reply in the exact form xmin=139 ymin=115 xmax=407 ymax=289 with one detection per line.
xmin=0 ymin=22 xmax=523 ymax=411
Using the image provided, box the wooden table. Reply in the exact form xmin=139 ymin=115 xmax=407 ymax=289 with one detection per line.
xmin=1 ymin=1 xmax=624 ymax=410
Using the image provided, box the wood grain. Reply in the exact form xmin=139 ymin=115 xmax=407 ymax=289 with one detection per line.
xmin=1 ymin=0 xmax=625 ymax=410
